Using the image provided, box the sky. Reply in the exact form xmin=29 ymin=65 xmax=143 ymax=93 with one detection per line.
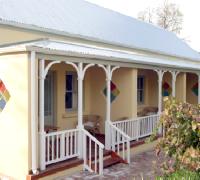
xmin=86 ymin=0 xmax=200 ymax=51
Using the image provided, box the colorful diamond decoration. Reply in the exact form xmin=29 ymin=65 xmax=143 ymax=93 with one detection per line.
xmin=0 ymin=79 xmax=10 ymax=112
xmin=192 ymin=83 xmax=198 ymax=96
xmin=103 ymin=81 xmax=120 ymax=103
xmin=162 ymin=82 xmax=172 ymax=97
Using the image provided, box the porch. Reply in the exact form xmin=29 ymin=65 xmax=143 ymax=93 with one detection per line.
xmin=28 ymin=39 xmax=200 ymax=177
xmin=38 ymin=58 xmax=164 ymax=175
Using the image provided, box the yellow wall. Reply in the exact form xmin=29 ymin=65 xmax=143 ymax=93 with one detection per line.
xmin=186 ymin=73 xmax=198 ymax=104
xmin=137 ymin=70 xmax=187 ymax=113
xmin=137 ymin=69 xmax=158 ymax=112
xmin=0 ymin=25 xmax=65 ymax=45
xmin=49 ymin=65 xmax=137 ymax=133
xmin=87 ymin=67 xmax=138 ymax=133
xmin=176 ymin=72 xmax=186 ymax=102
xmin=0 ymin=53 xmax=30 ymax=180
xmin=48 ymin=62 xmax=91 ymax=130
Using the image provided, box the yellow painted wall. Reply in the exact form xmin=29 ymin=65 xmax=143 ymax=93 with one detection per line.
xmin=186 ymin=73 xmax=198 ymax=104
xmin=47 ymin=62 xmax=91 ymax=130
xmin=176 ymin=72 xmax=186 ymax=102
xmin=0 ymin=25 xmax=65 ymax=45
xmin=49 ymin=65 xmax=138 ymax=133
xmin=0 ymin=53 xmax=30 ymax=180
xmin=87 ymin=67 xmax=137 ymax=133
xmin=137 ymin=69 xmax=158 ymax=112
xmin=137 ymin=70 xmax=187 ymax=113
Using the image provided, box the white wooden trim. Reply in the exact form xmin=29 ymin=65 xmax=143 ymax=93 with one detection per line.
xmin=30 ymin=51 xmax=38 ymax=174
xmin=169 ymin=70 xmax=180 ymax=97
xmin=39 ymin=59 xmax=46 ymax=170
xmin=155 ymin=69 xmax=166 ymax=114
xmin=98 ymin=64 xmax=119 ymax=150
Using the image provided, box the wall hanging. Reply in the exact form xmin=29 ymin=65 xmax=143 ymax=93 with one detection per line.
xmin=103 ymin=81 xmax=120 ymax=103
xmin=192 ymin=82 xmax=198 ymax=96
xmin=0 ymin=79 xmax=10 ymax=112
xmin=162 ymin=82 xmax=172 ymax=96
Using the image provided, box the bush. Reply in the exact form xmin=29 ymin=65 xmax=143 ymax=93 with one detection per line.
xmin=156 ymin=98 xmax=200 ymax=172
xmin=156 ymin=169 xmax=200 ymax=180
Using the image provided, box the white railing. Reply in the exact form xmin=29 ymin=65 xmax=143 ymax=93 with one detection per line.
xmin=108 ymin=121 xmax=131 ymax=164
xmin=45 ymin=129 xmax=79 ymax=165
xmin=112 ymin=114 xmax=160 ymax=141
xmin=82 ymin=129 xmax=104 ymax=175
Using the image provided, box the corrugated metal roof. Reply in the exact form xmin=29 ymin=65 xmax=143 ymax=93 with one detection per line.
xmin=1 ymin=39 xmax=199 ymax=70
xmin=0 ymin=0 xmax=200 ymax=60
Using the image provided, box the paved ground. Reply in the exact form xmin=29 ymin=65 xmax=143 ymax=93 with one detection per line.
xmin=56 ymin=150 xmax=166 ymax=180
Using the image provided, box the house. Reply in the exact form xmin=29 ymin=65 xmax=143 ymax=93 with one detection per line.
xmin=0 ymin=0 xmax=200 ymax=179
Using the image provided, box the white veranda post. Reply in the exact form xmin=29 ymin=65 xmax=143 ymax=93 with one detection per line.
xmin=155 ymin=69 xmax=165 ymax=114
xmin=170 ymin=71 xmax=179 ymax=97
xmin=39 ymin=59 xmax=61 ymax=170
xmin=65 ymin=62 xmax=94 ymax=158
xmin=98 ymin=64 xmax=119 ymax=150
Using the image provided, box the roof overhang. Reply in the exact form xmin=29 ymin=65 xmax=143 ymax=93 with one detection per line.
xmin=1 ymin=39 xmax=200 ymax=71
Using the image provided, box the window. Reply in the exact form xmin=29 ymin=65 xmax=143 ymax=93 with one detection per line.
xmin=137 ymin=76 xmax=145 ymax=104
xmin=65 ymin=72 xmax=78 ymax=110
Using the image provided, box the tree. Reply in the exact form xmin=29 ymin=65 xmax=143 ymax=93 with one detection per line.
xmin=138 ymin=0 xmax=183 ymax=34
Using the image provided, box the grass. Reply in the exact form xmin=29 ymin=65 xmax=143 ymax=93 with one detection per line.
xmin=156 ymin=169 xmax=200 ymax=180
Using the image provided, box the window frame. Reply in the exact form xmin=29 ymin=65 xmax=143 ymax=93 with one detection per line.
xmin=137 ymin=75 xmax=145 ymax=105
xmin=65 ymin=71 xmax=78 ymax=111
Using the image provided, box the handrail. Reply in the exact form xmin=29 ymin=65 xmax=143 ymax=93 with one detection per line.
xmin=82 ymin=129 xmax=104 ymax=149
xmin=108 ymin=121 xmax=131 ymax=164
xmin=82 ymin=129 xmax=104 ymax=175
xmin=112 ymin=114 xmax=160 ymax=141
xmin=112 ymin=114 xmax=159 ymax=124
xmin=108 ymin=121 xmax=131 ymax=140
xmin=45 ymin=128 xmax=79 ymax=136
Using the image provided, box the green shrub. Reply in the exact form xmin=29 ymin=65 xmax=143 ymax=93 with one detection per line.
xmin=156 ymin=98 xmax=200 ymax=172
xmin=156 ymin=169 xmax=200 ymax=180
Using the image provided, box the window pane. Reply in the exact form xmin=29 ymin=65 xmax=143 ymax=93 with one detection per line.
xmin=140 ymin=78 xmax=144 ymax=89
xmin=140 ymin=90 xmax=143 ymax=102
xmin=65 ymin=92 xmax=73 ymax=109
xmin=66 ymin=74 xmax=73 ymax=91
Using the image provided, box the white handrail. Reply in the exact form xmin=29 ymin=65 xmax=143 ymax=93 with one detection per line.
xmin=82 ymin=129 xmax=104 ymax=149
xmin=112 ymin=114 xmax=160 ymax=141
xmin=82 ymin=129 xmax=104 ymax=175
xmin=108 ymin=121 xmax=131 ymax=164
xmin=108 ymin=121 xmax=131 ymax=140
xmin=112 ymin=114 xmax=159 ymax=124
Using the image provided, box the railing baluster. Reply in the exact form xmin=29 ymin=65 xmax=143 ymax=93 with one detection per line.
xmin=47 ymin=136 xmax=49 ymax=162
xmin=70 ymin=132 xmax=73 ymax=156
xmin=56 ymin=135 xmax=59 ymax=159
xmin=83 ymin=133 xmax=86 ymax=170
xmin=60 ymin=133 xmax=64 ymax=159
xmin=89 ymin=138 xmax=91 ymax=169
xmin=117 ymin=130 xmax=120 ymax=154
xmin=122 ymin=136 xmax=125 ymax=160
xmin=94 ymin=143 xmax=97 ymax=173
xmin=66 ymin=132 xmax=69 ymax=156
xmin=127 ymin=140 xmax=130 ymax=163
xmin=52 ymin=136 xmax=54 ymax=160
xmin=74 ymin=131 xmax=77 ymax=154
xmin=99 ymin=147 xmax=103 ymax=175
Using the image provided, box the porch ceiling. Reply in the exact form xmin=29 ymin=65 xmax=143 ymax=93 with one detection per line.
xmin=1 ymin=39 xmax=200 ymax=71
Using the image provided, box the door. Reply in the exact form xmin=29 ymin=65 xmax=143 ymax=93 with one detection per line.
xmin=44 ymin=71 xmax=55 ymax=126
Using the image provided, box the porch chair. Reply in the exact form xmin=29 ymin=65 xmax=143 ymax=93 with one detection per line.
xmin=82 ymin=115 xmax=102 ymax=135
